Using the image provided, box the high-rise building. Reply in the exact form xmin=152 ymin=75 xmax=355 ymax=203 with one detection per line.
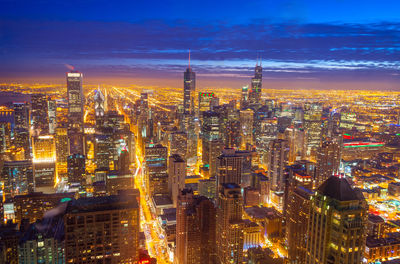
xmin=176 ymin=189 xmax=216 ymax=264
xmin=47 ymin=99 xmax=57 ymax=134
xmin=216 ymin=183 xmax=244 ymax=264
xmin=12 ymin=102 xmax=30 ymax=159
xmin=169 ymin=131 xmax=187 ymax=161
xmin=202 ymin=111 xmax=222 ymax=176
xmin=198 ymin=92 xmax=215 ymax=118
xmin=183 ymin=56 xmax=196 ymax=116
xmin=217 ymin=148 xmax=243 ymax=188
xmin=19 ymin=212 xmax=65 ymax=264
xmin=145 ymin=144 xmax=168 ymax=197
xmin=31 ymin=94 xmax=49 ymax=135
xmin=315 ymin=137 xmax=341 ymax=188
xmin=168 ymin=154 xmax=186 ymax=207
xmin=240 ymin=85 xmax=249 ymax=110
xmin=64 ymin=195 xmax=140 ymax=263
xmin=303 ymin=102 xmax=323 ymax=158
xmin=267 ymin=139 xmax=289 ymax=193
xmin=0 ymin=106 xmax=14 ymax=154
xmin=240 ymin=109 xmax=254 ymax=147
xmin=306 ymin=176 xmax=368 ymax=264
xmin=286 ymin=184 xmax=313 ymax=263
xmin=248 ymin=62 xmax=262 ymax=107
xmin=55 ymin=126 xmax=69 ymax=163
xmin=1 ymin=160 xmax=33 ymax=199
xmin=67 ymin=154 xmax=86 ymax=186
xmin=67 ymin=71 xmax=85 ymax=155
xmin=94 ymin=88 xmax=105 ymax=128
xmin=32 ymin=135 xmax=56 ymax=192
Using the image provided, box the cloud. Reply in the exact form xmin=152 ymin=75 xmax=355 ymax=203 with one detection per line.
xmin=0 ymin=19 xmax=399 ymax=87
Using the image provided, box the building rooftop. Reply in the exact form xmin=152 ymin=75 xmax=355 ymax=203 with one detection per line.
xmin=318 ymin=176 xmax=364 ymax=201
xmin=66 ymin=194 xmax=139 ymax=214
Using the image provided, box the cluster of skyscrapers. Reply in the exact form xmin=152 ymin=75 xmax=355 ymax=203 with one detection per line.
xmin=0 ymin=56 xmax=397 ymax=264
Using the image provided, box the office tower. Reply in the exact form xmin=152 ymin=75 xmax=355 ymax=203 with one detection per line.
xmin=306 ymin=176 xmax=368 ymax=264
xmin=315 ymin=137 xmax=341 ymax=188
xmin=145 ymin=144 xmax=168 ymax=197
xmin=95 ymin=133 xmax=113 ymax=169
xmin=202 ymin=111 xmax=222 ymax=176
xmin=286 ymin=184 xmax=313 ymax=263
xmin=340 ymin=111 xmax=356 ymax=129
xmin=47 ymin=99 xmax=57 ymax=134
xmin=12 ymin=102 xmax=30 ymax=159
xmin=198 ymin=92 xmax=215 ymax=118
xmin=64 ymin=195 xmax=140 ymax=263
xmin=240 ymin=109 xmax=254 ymax=147
xmin=0 ymin=106 xmax=14 ymax=155
xmin=94 ymin=88 xmax=105 ymax=127
xmin=176 ymin=189 xmax=216 ymax=264
xmin=55 ymin=126 xmax=69 ymax=163
xmin=241 ymin=85 xmax=249 ymax=110
xmin=285 ymin=126 xmax=306 ymax=163
xmin=183 ymin=54 xmax=196 ymax=116
xmin=303 ymin=102 xmax=323 ymax=158
xmin=169 ymin=131 xmax=187 ymax=160
xmin=198 ymin=177 xmax=216 ymax=200
xmin=216 ymin=183 xmax=244 ymax=264
xmin=248 ymin=62 xmax=262 ymax=107
xmin=117 ymin=148 xmax=130 ymax=174
xmin=1 ymin=160 xmax=33 ymax=198
xmin=67 ymin=71 xmax=85 ymax=155
xmin=19 ymin=212 xmax=65 ymax=264
xmin=14 ymin=192 xmax=75 ymax=224
xmin=267 ymin=139 xmax=289 ymax=193
xmin=257 ymin=117 xmax=278 ymax=165
xmin=217 ymin=148 xmax=243 ymax=188
xmin=253 ymin=105 xmax=269 ymax=139
xmin=168 ymin=154 xmax=186 ymax=207
xmin=67 ymin=154 xmax=86 ymax=186
xmin=31 ymin=94 xmax=49 ymax=135
xmin=32 ymin=135 xmax=56 ymax=192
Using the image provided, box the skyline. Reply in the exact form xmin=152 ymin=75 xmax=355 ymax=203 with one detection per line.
xmin=1 ymin=0 xmax=400 ymax=89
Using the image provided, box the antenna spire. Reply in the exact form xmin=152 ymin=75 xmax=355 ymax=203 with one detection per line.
xmin=188 ymin=49 xmax=191 ymax=69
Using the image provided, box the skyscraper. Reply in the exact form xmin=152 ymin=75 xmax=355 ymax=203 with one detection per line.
xmin=47 ymin=99 xmax=57 ymax=134
xmin=67 ymin=153 xmax=86 ymax=186
xmin=168 ymin=154 xmax=186 ymax=207
xmin=67 ymin=70 xmax=85 ymax=155
xmin=306 ymin=176 xmax=368 ymax=263
xmin=217 ymin=148 xmax=243 ymax=188
xmin=267 ymin=139 xmax=289 ymax=193
xmin=303 ymin=102 xmax=323 ymax=158
xmin=286 ymin=184 xmax=313 ymax=263
xmin=12 ymin=102 xmax=30 ymax=159
xmin=144 ymin=144 xmax=168 ymax=197
xmin=32 ymin=135 xmax=56 ymax=192
xmin=240 ymin=85 xmax=249 ymax=110
xmin=248 ymin=62 xmax=262 ymax=107
xmin=202 ymin=111 xmax=222 ymax=176
xmin=64 ymin=195 xmax=140 ymax=263
xmin=315 ymin=137 xmax=342 ymax=188
xmin=183 ymin=53 xmax=196 ymax=116
xmin=216 ymin=183 xmax=244 ymax=264
xmin=176 ymin=189 xmax=216 ymax=264
xmin=31 ymin=94 xmax=49 ymax=135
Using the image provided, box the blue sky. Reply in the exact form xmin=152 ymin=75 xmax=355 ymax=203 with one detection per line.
xmin=1 ymin=0 xmax=399 ymax=89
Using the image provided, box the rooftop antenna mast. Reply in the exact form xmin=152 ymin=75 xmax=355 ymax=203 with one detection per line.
xmin=188 ymin=49 xmax=191 ymax=69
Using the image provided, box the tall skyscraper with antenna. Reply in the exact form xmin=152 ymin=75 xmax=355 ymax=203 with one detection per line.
xmin=249 ymin=58 xmax=263 ymax=107
xmin=183 ymin=50 xmax=197 ymax=159
xmin=183 ymin=50 xmax=196 ymax=116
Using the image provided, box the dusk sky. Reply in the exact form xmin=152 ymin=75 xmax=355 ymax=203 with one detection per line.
xmin=1 ymin=0 xmax=399 ymax=90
